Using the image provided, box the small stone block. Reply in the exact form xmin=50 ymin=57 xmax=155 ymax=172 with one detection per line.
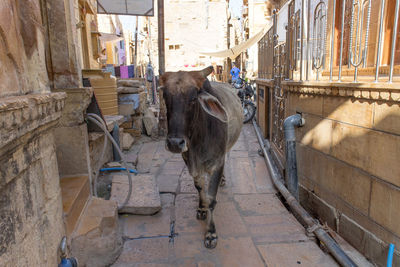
xmin=119 ymin=103 xmax=135 ymax=116
xmin=117 ymin=79 xmax=142 ymax=88
xmin=111 ymin=174 xmax=161 ymax=215
xmin=143 ymin=109 xmax=158 ymax=136
xmin=121 ymin=133 xmax=134 ymax=150
xmin=121 ymin=121 xmax=133 ymax=129
xmin=124 ymin=128 xmax=142 ymax=137
xmin=105 ymin=162 xmax=122 ymax=168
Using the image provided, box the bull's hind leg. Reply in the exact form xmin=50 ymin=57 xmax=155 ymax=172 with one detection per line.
xmin=219 ymin=171 xmax=226 ymax=187
xmin=219 ymin=156 xmax=227 ymax=187
xmin=204 ymin=163 xmax=224 ymax=249
xmin=194 ymin=176 xmax=207 ymax=220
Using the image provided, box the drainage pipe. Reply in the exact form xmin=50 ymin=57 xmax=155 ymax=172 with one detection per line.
xmin=283 ymin=114 xmax=305 ymax=200
xmin=252 ymin=120 xmax=357 ymax=267
xmin=87 ymin=113 xmax=133 ymax=211
xmin=112 ymin=124 xmax=121 ymax=162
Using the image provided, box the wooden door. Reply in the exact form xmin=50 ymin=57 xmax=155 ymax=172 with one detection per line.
xmin=335 ymin=0 xmax=352 ymax=66
xmin=383 ymin=0 xmax=400 ymax=65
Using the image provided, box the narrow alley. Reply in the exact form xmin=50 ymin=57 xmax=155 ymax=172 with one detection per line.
xmin=3 ymin=0 xmax=400 ymax=265
xmin=111 ymin=124 xmax=350 ymax=266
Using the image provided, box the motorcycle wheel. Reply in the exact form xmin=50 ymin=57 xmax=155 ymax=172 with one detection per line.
xmin=243 ymin=100 xmax=256 ymax=124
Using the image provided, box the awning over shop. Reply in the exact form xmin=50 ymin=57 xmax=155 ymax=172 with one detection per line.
xmin=97 ymin=0 xmax=154 ymax=16
xmin=200 ymin=26 xmax=270 ymax=59
xmin=99 ymin=33 xmax=124 ymax=43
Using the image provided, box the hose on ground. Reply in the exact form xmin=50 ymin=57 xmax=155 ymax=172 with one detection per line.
xmin=87 ymin=113 xmax=133 ymax=211
xmin=90 ymin=115 xmax=108 ymax=198
xmin=100 ymin=167 xmax=138 ymax=174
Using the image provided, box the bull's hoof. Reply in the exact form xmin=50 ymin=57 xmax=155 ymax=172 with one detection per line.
xmin=196 ymin=209 xmax=207 ymax=220
xmin=204 ymin=232 xmax=218 ymax=249
xmin=219 ymin=177 xmax=226 ymax=187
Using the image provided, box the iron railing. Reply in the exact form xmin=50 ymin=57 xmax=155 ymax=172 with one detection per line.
xmin=258 ymin=27 xmax=274 ymax=79
xmin=257 ymin=0 xmax=400 ymax=83
xmin=312 ymin=0 xmax=327 ymax=81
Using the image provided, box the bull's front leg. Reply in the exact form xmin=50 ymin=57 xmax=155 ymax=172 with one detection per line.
xmin=204 ymin=163 xmax=224 ymax=249
xmin=194 ymin=176 xmax=207 ymax=220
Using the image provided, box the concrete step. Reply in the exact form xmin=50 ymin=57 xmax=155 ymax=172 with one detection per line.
xmin=110 ymin=174 xmax=161 ymax=215
xmin=60 ymin=175 xmax=90 ymax=235
xmin=71 ymin=197 xmax=122 ymax=267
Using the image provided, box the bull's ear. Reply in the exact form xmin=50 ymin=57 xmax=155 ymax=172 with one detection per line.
xmin=198 ymin=92 xmax=227 ymax=123
xmin=189 ymin=66 xmax=214 ymax=89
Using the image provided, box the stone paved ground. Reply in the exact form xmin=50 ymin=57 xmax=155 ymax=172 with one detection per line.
xmin=111 ymin=124 xmax=364 ymax=267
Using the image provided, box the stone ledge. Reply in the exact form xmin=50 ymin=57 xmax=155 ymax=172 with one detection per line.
xmin=0 ymin=92 xmax=66 ymax=149
xmin=255 ymin=78 xmax=274 ymax=86
xmin=281 ymin=80 xmax=400 ymax=102
xmin=104 ymin=115 xmax=125 ymax=132
xmin=53 ymin=88 xmax=93 ymax=127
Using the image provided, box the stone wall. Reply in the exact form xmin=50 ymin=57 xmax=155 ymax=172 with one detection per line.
xmin=283 ymin=81 xmax=400 ymax=266
xmin=0 ymin=0 xmax=69 ymax=265
xmin=0 ymin=0 xmax=49 ymax=97
xmin=0 ymin=93 xmax=66 ymax=266
xmin=45 ymin=0 xmax=82 ymax=89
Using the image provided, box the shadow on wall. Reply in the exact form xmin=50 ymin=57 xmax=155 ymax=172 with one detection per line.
xmin=286 ymin=94 xmax=400 ymax=266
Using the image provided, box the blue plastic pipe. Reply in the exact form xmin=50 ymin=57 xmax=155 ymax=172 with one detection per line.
xmin=100 ymin=167 xmax=138 ymax=174
xmin=387 ymin=243 xmax=395 ymax=267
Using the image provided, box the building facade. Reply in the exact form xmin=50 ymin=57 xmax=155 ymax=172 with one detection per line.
xmin=242 ymin=0 xmax=274 ymax=78
xmin=137 ymin=0 xmax=229 ymax=74
xmin=256 ymin=0 xmax=400 ymax=265
xmin=0 ymin=0 xmax=121 ymax=265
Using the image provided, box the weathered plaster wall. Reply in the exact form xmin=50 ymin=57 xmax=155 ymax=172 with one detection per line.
xmin=0 ymin=0 xmax=68 ymax=265
xmin=0 ymin=0 xmax=49 ymax=97
xmin=46 ymin=0 xmax=82 ymax=89
xmin=284 ymin=83 xmax=400 ymax=266
xmin=0 ymin=93 xmax=66 ymax=266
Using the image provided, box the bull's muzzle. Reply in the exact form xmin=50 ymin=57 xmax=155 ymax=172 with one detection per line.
xmin=166 ymin=137 xmax=188 ymax=153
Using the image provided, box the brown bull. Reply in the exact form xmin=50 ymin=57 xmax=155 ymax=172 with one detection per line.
xmin=160 ymin=66 xmax=243 ymax=248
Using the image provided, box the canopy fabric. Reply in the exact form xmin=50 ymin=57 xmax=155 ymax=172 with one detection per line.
xmin=199 ymin=26 xmax=270 ymax=59
xmin=99 ymin=33 xmax=124 ymax=43
xmin=97 ymin=0 xmax=154 ymax=16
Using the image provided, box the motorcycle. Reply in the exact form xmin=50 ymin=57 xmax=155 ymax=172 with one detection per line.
xmin=233 ymin=78 xmax=256 ymax=123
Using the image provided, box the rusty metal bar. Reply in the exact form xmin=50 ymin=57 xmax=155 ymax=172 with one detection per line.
xmin=374 ymin=0 xmax=385 ymax=82
xmin=329 ymin=0 xmax=336 ymax=81
xmin=389 ymin=0 xmax=400 ymax=82
xmin=272 ymin=9 xmax=278 ymax=79
xmin=300 ymin=0 xmax=306 ymax=80
xmin=338 ymin=0 xmax=346 ymax=81
xmin=349 ymin=0 xmax=371 ymax=82
xmin=363 ymin=0 xmax=371 ymax=68
xmin=306 ymin=0 xmax=311 ymax=81
xmin=313 ymin=1 xmax=327 ymax=81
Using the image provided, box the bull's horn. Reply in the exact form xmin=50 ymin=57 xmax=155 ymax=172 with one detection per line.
xmin=200 ymin=66 xmax=214 ymax=77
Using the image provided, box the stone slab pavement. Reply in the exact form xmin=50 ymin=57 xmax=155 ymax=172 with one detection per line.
xmin=112 ymin=124 xmax=368 ymax=267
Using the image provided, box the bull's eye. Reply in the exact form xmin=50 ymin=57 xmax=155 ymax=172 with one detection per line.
xmin=190 ymin=96 xmax=197 ymax=103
